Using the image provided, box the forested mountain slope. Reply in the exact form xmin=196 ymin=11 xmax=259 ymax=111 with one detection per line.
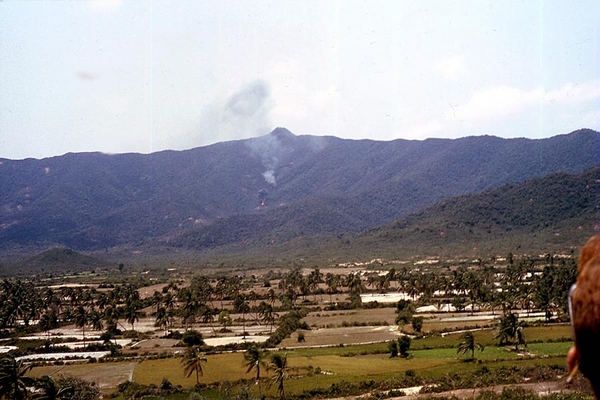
xmin=329 ymin=166 xmax=600 ymax=261
xmin=0 ymin=128 xmax=598 ymax=255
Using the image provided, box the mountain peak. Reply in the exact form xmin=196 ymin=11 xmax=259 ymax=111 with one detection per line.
xmin=14 ymin=247 xmax=115 ymax=274
xmin=269 ymin=127 xmax=295 ymax=139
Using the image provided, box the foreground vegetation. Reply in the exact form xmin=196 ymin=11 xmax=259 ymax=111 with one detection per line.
xmin=0 ymin=251 xmax=587 ymax=399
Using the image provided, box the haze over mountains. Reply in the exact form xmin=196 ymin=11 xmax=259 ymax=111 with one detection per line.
xmin=1 ymin=128 xmax=599 ymax=263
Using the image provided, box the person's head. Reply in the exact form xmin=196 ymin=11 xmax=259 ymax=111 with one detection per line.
xmin=568 ymin=235 xmax=600 ymax=396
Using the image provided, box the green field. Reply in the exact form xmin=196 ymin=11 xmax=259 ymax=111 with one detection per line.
xmin=127 ymin=325 xmax=574 ymax=400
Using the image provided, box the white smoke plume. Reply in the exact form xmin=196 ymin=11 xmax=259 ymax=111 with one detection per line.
xmin=198 ymin=80 xmax=273 ymax=145
xmin=262 ymin=170 xmax=276 ymax=185
xmin=246 ymin=127 xmax=290 ymax=186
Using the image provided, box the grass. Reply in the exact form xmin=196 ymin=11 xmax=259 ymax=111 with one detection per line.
xmin=287 ymin=342 xmax=387 ymax=357
xmin=27 ymin=323 xmax=574 ymax=400
xmin=432 ymin=324 xmax=572 ymax=347
xmin=526 ymin=341 xmax=573 ymax=356
xmin=524 ymin=324 xmax=572 ymax=342
xmin=417 ymin=346 xmax=517 ymax=361
xmin=29 ymin=360 xmax=138 ymax=389
xmin=134 ymin=354 xmax=570 ymax=400
xmin=410 ymin=355 xmax=569 ymax=385
xmin=134 ymin=353 xmax=251 ymax=386
xmin=130 ymin=326 xmax=574 ymax=399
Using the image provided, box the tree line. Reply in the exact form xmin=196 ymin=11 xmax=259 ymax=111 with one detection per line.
xmin=0 ymin=254 xmax=577 ymax=341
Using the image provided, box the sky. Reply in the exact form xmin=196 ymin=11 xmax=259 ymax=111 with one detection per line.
xmin=1 ymin=0 xmax=599 ymax=160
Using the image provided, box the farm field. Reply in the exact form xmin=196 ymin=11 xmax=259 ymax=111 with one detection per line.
xmin=29 ymin=361 xmax=138 ymax=390
xmin=0 ymin=256 xmax=587 ymax=399
xmin=128 ymin=327 xmax=575 ymax=400
xmin=22 ymin=315 xmax=577 ymax=398
xmin=9 ymin=303 xmax=576 ymax=399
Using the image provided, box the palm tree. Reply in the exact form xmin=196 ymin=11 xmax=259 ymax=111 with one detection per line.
xmin=74 ymin=305 xmax=89 ymax=347
xmin=0 ymin=280 xmax=36 ymax=329
xmin=376 ymin=275 xmax=391 ymax=293
xmin=226 ymin=275 xmax=242 ymax=301
xmin=405 ymin=275 xmax=420 ymax=300
xmin=452 ymin=267 xmax=468 ymax=297
xmin=268 ymin=353 xmax=289 ymax=400
xmin=38 ymin=308 xmax=59 ymax=338
xmin=465 ymin=271 xmax=483 ymax=314
xmin=89 ymin=310 xmax=104 ymax=333
xmin=122 ymin=284 xmax=140 ymax=304
xmin=218 ymin=311 xmax=232 ymax=331
xmin=244 ymin=344 xmax=266 ymax=398
xmin=308 ymin=268 xmax=323 ymax=301
xmin=457 ymin=332 xmax=484 ymax=359
xmin=102 ymin=304 xmax=119 ymax=335
xmin=267 ymin=288 xmax=278 ymax=306
xmin=151 ymin=291 xmax=164 ymax=313
xmin=535 ymin=269 xmax=555 ymax=321
xmin=386 ymin=267 xmax=396 ymax=286
xmin=182 ymin=347 xmax=208 ymax=386
xmin=198 ymin=305 xmax=216 ymax=336
xmin=215 ymin=277 xmax=228 ymax=310
xmin=179 ymin=287 xmax=199 ymax=330
xmin=325 ymin=273 xmax=339 ymax=304
xmin=163 ymin=292 xmax=176 ymax=312
xmin=234 ymin=295 xmax=251 ymax=337
xmin=496 ymin=312 xmax=527 ymax=350
xmin=123 ymin=302 xmax=141 ymax=332
xmin=247 ymin=290 xmax=260 ymax=322
xmin=345 ymin=273 xmax=365 ymax=295
xmin=366 ymin=274 xmax=379 ymax=291
xmin=94 ymin=292 xmax=110 ymax=311
xmin=155 ymin=306 xmax=173 ymax=335
xmin=258 ymin=301 xmax=277 ymax=333
xmin=0 ymin=356 xmax=34 ymax=400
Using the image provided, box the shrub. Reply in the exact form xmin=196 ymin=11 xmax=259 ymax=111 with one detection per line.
xmin=182 ymin=330 xmax=204 ymax=347
xmin=264 ymin=308 xmax=309 ymax=347
xmin=388 ymin=341 xmax=398 ymax=358
xmin=122 ymin=330 xmax=139 ymax=339
xmin=398 ymin=336 xmax=411 ymax=357
xmin=412 ymin=316 xmax=424 ymax=332
xmin=57 ymin=375 xmax=100 ymax=400
xmin=160 ymin=377 xmax=173 ymax=392
xmin=166 ymin=331 xmax=183 ymax=340
xmin=395 ymin=310 xmax=413 ymax=326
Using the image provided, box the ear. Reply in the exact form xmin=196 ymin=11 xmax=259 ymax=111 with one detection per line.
xmin=567 ymin=346 xmax=579 ymax=372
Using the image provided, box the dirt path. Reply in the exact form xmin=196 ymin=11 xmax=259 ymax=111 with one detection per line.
xmin=332 ymin=380 xmax=578 ymax=400
xmin=401 ymin=381 xmax=567 ymax=399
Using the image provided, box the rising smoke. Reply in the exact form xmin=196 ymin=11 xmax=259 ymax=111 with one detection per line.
xmin=198 ymin=80 xmax=273 ymax=146
xmin=196 ymin=80 xmax=285 ymax=187
xmin=226 ymin=81 xmax=270 ymax=118
xmin=246 ymin=126 xmax=291 ymax=186
xmin=262 ymin=170 xmax=276 ymax=185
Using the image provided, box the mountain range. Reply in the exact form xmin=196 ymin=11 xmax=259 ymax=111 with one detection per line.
xmin=1 ymin=127 xmax=599 ymax=264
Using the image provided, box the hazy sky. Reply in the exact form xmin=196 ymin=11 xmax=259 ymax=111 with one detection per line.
xmin=1 ymin=1 xmax=599 ymax=160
